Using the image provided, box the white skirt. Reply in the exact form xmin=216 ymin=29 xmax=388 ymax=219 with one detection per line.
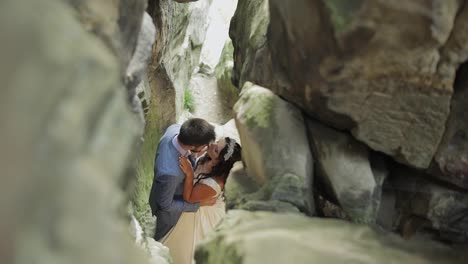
xmin=161 ymin=201 xmax=226 ymax=264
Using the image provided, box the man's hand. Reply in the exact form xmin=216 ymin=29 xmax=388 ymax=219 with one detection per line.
xmin=199 ymin=198 xmax=217 ymax=206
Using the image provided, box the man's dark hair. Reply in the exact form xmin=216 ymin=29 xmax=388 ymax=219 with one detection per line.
xmin=178 ymin=118 xmax=216 ymax=147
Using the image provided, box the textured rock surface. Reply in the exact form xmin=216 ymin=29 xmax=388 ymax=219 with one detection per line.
xmin=1 ymin=0 xmax=147 ymax=263
xmin=130 ymin=216 xmax=172 ymax=264
xmin=229 ymin=0 xmax=275 ymax=88
xmin=126 ymin=12 xmax=156 ymax=96
xmin=215 ymin=40 xmax=239 ymax=108
xmin=198 ymin=0 xmax=238 ymax=74
xmin=224 ymin=162 xmax=301 ymax=214
xmin=431 ymin=62 xmax=468 ymax=189
xmin=195 ymin=210 xmax=464 ymax=264
xmin=437 ymin=2 xmax=468 ymax=82
xmin=148 ymin=0 xmax=213 ymax=132
xmin=392 ymin=167 xmax=468 ymax=244
xmin=127 ymin=12 xmax=157 ymax=128
xmin=224 ymin=0 xmax=468 ymax=169
xmin=69 ymin=0 xmax=148 ymax=132
xmin=265 ymin=0 xmax=468 ymax=169
xmin=233 ymin=82 xmax=314 ymax=214
xmin=307 ymin=119 xmax=387 ymax=223
xmin=68 ymin=0 xmax=147 ymax=71
xmin=376 ymin=182 xmax=399 ymax=231
xmin=224 ymin=162 xmax=260 ymax=209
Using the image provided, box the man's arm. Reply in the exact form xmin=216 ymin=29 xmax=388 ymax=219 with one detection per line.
xmin=155 ymin=174 xmax=199 ymax=212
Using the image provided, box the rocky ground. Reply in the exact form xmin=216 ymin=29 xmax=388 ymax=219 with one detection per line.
xmin=188 ymin=73 xmax=235 ymax=124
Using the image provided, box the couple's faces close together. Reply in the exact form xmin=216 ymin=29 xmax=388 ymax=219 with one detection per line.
xmin=190 ymin=138 xmax=227 ymax=161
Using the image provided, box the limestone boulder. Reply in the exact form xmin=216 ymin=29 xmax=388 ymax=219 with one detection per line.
xmin=229 ymin=0 xmax=275 ymax=89
xmin=1 ymin=0 xmax=146 ymax=263
xmin=224 ymin=162 xmax=260 ymax=209
xmin=215 ymin=40 xmax=239 ymax=108
xmin=126 ymin=12 xmax=156 ymax=96
xmin=307 ymin=119 xmax=387 ymax=224
xmin=430 ymin=62 xmax=468 ymax=189
xmin=437 ymin=1 xmax=468 ymax=81
xmin=68 ymin=0 xmax=147 ymax=69
xmin=148 ymin=0 xmax=213 ymax=131
xmin=69 ymin=0 xmax=149 ymax=134
xmin=195 ymin=210 xmax=464 ymax=264
xmin=392 ymin=167 xmax=468 ymax=244
xmin=230 ymin=0 xmax=468 ymax=170
xmin=225 ymin=162 xmax=301 ymax=214
xmin=126 ymin=12 xmax=157 ymax=130
xmin=376 ymin=182 xmax=399 ymax=231
xmin=263 ymin=0 xmax=468 ymax=169
xmin=232 ymin=82 xmax=314 ymax=214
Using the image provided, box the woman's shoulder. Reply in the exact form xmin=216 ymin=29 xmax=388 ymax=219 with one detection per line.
xmin=198 ymin=177 xmax=222 ymax=193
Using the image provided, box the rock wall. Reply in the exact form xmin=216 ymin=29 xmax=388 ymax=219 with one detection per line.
xmin=0 ymin=0 xmax=158 ymax=263
xmin=431 ymin=62 xmax=468 ymax=188
xmin=215 ymin=40 xmax=239 ymax=108
xmin=267 ymin=0 xmax=465 ymax=170
xmin=228 ymin=82 xmax=314 ymax=214
xmin=230 ymin=0 xmax=468 ymax=170
xmin=390 ymin=165 xmax=468 ymax=243
xmin=229 ymin=0 xmax=274 ymax=89
xmin=127 ymin=12 xmax=157 ymax=126
xmin=307 ymin=120 xmax=388 ymax=224
xmin=147 ymin=0 xmax=213 ymax=132
xmin=209 ymin=0 xmax=468 ymax=261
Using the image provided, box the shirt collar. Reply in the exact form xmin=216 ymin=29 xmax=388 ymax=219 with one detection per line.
xmin=172 ymin=135 xmax=190 ymax=157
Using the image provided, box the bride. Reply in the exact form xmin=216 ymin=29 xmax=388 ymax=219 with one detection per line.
xmin=161 ymin=136 xmax=242 ymax=264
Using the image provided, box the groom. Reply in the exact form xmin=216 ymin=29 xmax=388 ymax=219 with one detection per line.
xmin=149 ymin=118 xmax=216 ymax=241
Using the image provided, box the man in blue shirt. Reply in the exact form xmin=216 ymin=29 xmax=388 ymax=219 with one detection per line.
xmin=149 ymin=118 xmax=216 ymax=241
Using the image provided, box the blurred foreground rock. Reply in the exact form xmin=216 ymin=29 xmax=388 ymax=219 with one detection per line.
xmin=0 ymin=0 xmax=154 ymax=263
xmin=196 ymin=210 xmax=465 ymax=264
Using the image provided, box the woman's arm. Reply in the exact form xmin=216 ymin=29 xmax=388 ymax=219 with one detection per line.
xmin=179 ymin=157 xmax=217 ymax=203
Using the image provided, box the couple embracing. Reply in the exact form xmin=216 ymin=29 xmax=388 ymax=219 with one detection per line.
xmin=149 ymin=118 xmax=242 ymax=264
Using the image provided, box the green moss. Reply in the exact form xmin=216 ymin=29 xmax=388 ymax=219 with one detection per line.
xmin=248 ymin=0 xmax=270 ymax=48
xmin=270 ymin=173 xmax=307 ymax=211
xmin=324 ymin=0 xmax=363 ymax=33
xmin=195 ymin=234 xmax=244 ymax=264
xmin=132 ymin=94 xmax=159 ymax=236
xmin=183 ymin=88 xmax=195 ymax=113
xmin=242 ymin=91 xmax=275 ymax=129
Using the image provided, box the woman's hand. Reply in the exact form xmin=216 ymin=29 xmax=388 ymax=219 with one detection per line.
xmin=179 ymin=156 xmax=194 ymax=178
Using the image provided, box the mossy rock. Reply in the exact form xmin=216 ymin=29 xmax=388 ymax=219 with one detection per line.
xmin=196 ymin=210 xmax=465 ymax=264
xmin=233 ymin=82 xmax=314 ymax=214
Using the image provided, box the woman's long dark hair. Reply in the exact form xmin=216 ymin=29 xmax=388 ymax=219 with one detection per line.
xmin=195 ymin=137 xmax=241 ymax=185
